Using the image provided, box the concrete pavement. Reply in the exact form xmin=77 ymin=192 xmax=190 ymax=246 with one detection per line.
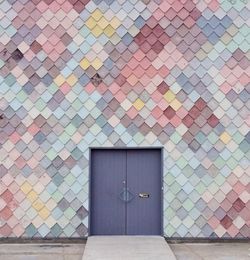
xmin=170 ymin=242 xmax=250 ymax=260
xmin=0 ymin=241 xmax=249 ymax=259
xmin=82 ymin=236 xmax=176 ymax=260
xmin=0 ymin=243 xmax=84 ymax=260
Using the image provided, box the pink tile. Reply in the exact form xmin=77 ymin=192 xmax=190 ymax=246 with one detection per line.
xmin=13 ymin=224 xmax=24 ymax=237
xmin=184 ymin=16 xmax=195 ymax=28
xmin=62 ymin=1 xmax=73 ymax=12
xmin=159 ymin=1 xmax=171 ymax=12
xmin=146 ymin=66 xmax=157 ymax=77
xmin=49 ymin=34 xmax=60 ymax=46
xmin=28 ymin=124 xmax=40 ymax=135
xmin=226 ymin=74 xmax=237 ymax=85
xmin=115 ymin=91 xmax=126 ymax=103
xmin=37 ymin=1 xmax=48 ymax=12
xmin=221 ymin=199 xmax=233 ymax=211
xmin=43 ymin=42 xmax=53 ymax=54
xmin=178 ymin=8 xmax=189 ymax=20
xmin=0 ymin=206 xmax=12 ymax=221
xmin=234 ymin=182 xmax=245 ymax=195
xmin=60 ymin=83 xmax=71 ymax=94
xmin=157 ymin=99 xmax=168 ymax=110
xmin=121 ymin=66 xmax=132 ymax=77
xmin=134 ymin=50 xmax=145 ymax=61
xmin=109 ymin=83 xmax=120 ymax=95
xmin=50 ymin=1 xmax=60 ymax=13
xmin=128 ymin=57 xmax=139 ymax=70
xmin=50 ymin=50 xmax=60 ymax=62
xmin=133 ymin=66 xmax=144 ymax=78
xmin=227 ymin=224 xmax=239 ymax=237
xmin=2 ymin=190 xmax=13 ymax=204
xmin=15 ymin=156 xmax=26 ymax=169
xmin=133 ymin=83 xmax=144 ymax=95
xmin=141 ymin=58 xmax=151 ymax=70
xmin=24 ymin=50 xmax=35 ymax=62
xmin=208 ymin=216 xmax=220 ymax=229
xmin=158 ymin=66 xmax=169 ymax=78
xmin=152 ymin=91 xmax=163 ymax=103
xmin=157 ymin=115 xmax=169 ymax=127
xmin=158 ymin=115 xmax=169 ymax=127
xmin=176 ymin=107 xmax=188 ymax=119
xmin=126 ymin=74 xmax=137 ymax=86
xmin=9 ymin=182 xmax=19 ymax=194
xmin=172 ymin=1 xmax=182 ymax=12
xmin=127 ymin=107 xmax=138 ymax=119
xmin=220 ymin=82 xmax=231 ymax=94
xmin=97 ymin=83 xmax=108 ymax=95
xmin=9 ymin=132 xmax=21 ymax=144
xmin=85 ymin=83 xmax=95 ymax=94
xmin=0 ymin=224 xmax=12 ymax=236
xmin=239 ymin=72 xmax=249 ymax=85
xmin=152 ymin=106 xmax=163 ymax=119
xmin=13 ymin=190 xmax=25 ymax=203
xmin=153 ymin=8 xmax=164 ymax=21
xmin=139 ymin=74 xmax=150 ymax=86
xmin=170 ymin=115 xmax=181 ymax=127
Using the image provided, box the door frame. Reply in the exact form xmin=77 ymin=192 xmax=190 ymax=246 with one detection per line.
xmin=89 ymin=147 xmax=164 ymax=236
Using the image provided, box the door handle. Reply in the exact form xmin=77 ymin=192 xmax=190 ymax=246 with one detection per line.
xmin=119 ymin=188 xmax=134 ymax=202
xmin=139 ymin=193 xmax=150 ymax=198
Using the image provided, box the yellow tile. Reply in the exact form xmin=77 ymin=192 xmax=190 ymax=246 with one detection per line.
xmin=195 ymin=49 xmax=206 ymax=61
xmin=104 ymin=25 xmax=115 ymax=37
xmin=86 ymin=17 xmax=96 ymax=30
xmin=27 ymin=190 xmax=38 ymax=203
xmin=33 ymin=199 xmax=44 ymax=211
xmin=66 ymin=74 xmax=77 ymax=86
xmin=164 ymin=90 xmax=175 ymax=103
xmin=80 ymin=58 xmax=90 ymax=70
xmin=221 ymin=32 xmax=232 ymax=44
xmin=133 ymin=98 xmax=144 ymax=111
xmin=92 ymin=58 xmax=103 ymax=70
xmin=92 ymin=25 xmax=103 ymax=37
xmin=202 ymin=42 xmax=213 ymax=53
xmin=39 ymin=207 xmax=50 ymax=220
xmin=98 ymin=17 xmax=109 ymax=29
xmin=170 ymin=99 xmax=182 ymax=111
xmin=54 ymin=75 xmax=65 ymax=86
xmin=92 ymin=9 xmax=102 ymax=21
xmin=21 ymin=182 xmax=32 ymax=194
xmin=220 ymin=132 xmax=231 ymax=144
xmin=110 ymin=17 xmax=120 ymax=29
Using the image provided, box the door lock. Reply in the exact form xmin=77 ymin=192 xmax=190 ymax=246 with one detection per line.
xmin=139 ymin=193 xmax=150 ymax=198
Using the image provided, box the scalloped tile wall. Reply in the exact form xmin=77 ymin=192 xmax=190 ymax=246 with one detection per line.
xmin=0 ymin=0 xmax=249 ymax=238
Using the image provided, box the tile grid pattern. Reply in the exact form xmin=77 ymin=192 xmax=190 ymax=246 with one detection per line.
xmin=0 ymin=0 xmax=249 ymax=238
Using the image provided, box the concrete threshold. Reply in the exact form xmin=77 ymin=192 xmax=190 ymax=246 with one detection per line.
xmin=82 ymin=236 xmax=176 ymax=260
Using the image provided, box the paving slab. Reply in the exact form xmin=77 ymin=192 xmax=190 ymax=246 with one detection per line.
xmin=170 ymin=243 xmax=250 ymax=260
xmin=82 ymin=236 xmax=177 ymax=260
xmin=0 ymin=243 xmax=84 ymax=260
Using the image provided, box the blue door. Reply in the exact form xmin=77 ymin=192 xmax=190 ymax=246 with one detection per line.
xmin=90 ymin=149 xmax=162 ymax=235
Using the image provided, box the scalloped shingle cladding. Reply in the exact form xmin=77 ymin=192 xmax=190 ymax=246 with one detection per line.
xmin=0 ymin=0 xmax=249 ymax=238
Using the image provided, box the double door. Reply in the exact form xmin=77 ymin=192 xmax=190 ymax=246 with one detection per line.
xmin=90 ymin=149 xmax=162 ymax=235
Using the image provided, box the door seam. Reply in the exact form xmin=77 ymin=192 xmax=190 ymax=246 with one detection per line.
xmin=125 ymin=150 xmax=127 ymax=235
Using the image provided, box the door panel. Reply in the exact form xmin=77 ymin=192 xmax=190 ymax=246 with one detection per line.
xmin=126 ymin=149 xmax=162 ymax=235
xmin=90 ymin=149 xmax=162 ymax=235
xmin=90 ymin=150 xmax=126 ymax=235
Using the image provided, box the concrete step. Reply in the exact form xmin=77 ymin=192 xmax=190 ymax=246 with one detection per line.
xmin=82 ymin=236 xmax=176 ymax=260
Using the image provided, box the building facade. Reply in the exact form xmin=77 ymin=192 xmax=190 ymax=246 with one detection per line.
xmin=0 ymin=0 xmax=249 ymax=238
